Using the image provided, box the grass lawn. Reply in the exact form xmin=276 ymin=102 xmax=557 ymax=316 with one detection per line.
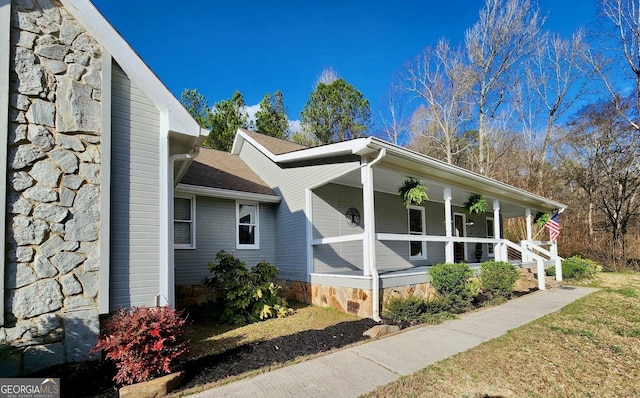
xmin=363 ymin=272 xmax=640 ymax=398
xmin=184 ymin=301 xmax=363 ymax=359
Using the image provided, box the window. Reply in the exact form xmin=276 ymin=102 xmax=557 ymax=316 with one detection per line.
xmin=486 ymin=217 xmax=494 ymax=256
xmin=408 ymin=205 xmax=426 ymax=259
xmin=174 ymin=195 xmax=195 ymax=249
xmin=237 ymin=201 xmax=259 ymax=249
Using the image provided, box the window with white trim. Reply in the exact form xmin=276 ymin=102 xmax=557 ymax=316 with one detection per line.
xmin=408 ymin=205 xmax=426 ymax=259
xmin=486 ymin=217 xmax=495 ymax=256
xmin=174 ymin=195 xmax=195 ymax=249
xmin=237 ymin=201 xmax=259 ymax=249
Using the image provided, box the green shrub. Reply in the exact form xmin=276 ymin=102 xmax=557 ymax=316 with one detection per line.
xmin=383 ymin=296 xmax=426 ymax=323
xmin=547 ymin=256 xmax=602 ymax=279
xmin=479 ymin=260 xmax=519 ymax=299
xmin=429 ymin=262 xmax=475 ymax=312
xmin=383 ymin=295 xmax=455 ymax=324
xmin=204 ymin=250 xmax=293 ymax=325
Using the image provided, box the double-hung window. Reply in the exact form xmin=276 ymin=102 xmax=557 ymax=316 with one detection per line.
xmin=174 ymin=195 xmax=195 ymax=249
xmin=237 ymin=201 xmax=259 ymax=249
xmin=408 ymin=205 xmax=426 ymax=259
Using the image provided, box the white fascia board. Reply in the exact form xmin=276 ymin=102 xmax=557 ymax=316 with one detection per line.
xmin=176 ymin=183 xmax=282 ymax=203
xmin=60 ymin=0 xmax=207 ymax=138
xmin=365 ymin=137 xmax=568 ymax=211
xmin=232 ymin=129 xmax=369 ymax=162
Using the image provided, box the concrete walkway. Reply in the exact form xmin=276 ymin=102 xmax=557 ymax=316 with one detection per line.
xmin=193 ymin=286 xmax=598 ymax=398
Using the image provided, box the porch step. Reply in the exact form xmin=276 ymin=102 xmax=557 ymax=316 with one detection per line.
xmin=514 ymin=268 xmax=538 ymax=293
xmin=514 ymin=268 xmax=564 ymax=293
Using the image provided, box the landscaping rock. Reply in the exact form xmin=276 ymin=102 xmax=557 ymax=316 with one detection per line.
xmin=119 ymin=371 xmax=185 ymax=398
xmin=363 ymin=324 xmax=401 ymax=339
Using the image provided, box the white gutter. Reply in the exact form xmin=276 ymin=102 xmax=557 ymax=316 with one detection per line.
xmin=363 ymin=148 xmax=386 ymax=322
xmin=364 ymin=138 xmax=567 ymax=211
xmin=175 ymin=183 xmax=281 ymax=203
xmin=234 ymin=129 xmax=565 ymax=211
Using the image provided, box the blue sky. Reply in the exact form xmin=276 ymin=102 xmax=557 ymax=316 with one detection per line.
xmin=92 ymin=0 xmax=598 ymax=129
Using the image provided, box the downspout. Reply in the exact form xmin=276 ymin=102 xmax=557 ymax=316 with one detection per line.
xmin=363 ymin=148 xmax=386 ymax=322
xmin=160 ymin=145 xmax=200 ymax=308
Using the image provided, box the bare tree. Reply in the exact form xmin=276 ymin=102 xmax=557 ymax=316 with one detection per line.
xmin=465 ymin=0 xmax=545 ymax=174
xmin=314 ymin=66 xmax=340 ymax=88
xmin=515 ymin=30 xmax=592 ymax=191
xmin=559 ymin=98 xmax=640 ymax=266
xmin=376 ymin=85 xmax=411 ymax=145
xmin=593 ymin=0 xmax=640 ymax=130
xmin=401 ymin=40 xmax=475 ymax=165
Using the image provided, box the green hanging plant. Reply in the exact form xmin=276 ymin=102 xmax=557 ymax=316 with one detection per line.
xmin=464 ymin=193 xmax=488 ymax=214
xmin=398 ymin=178 xmax=428 ymax=207
xmin=534 ymin=211 xmax=550 ymax=226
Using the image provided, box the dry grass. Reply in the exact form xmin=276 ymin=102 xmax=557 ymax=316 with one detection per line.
xmin=184 ymin=302 xmax=361 ymax=359
xmin=364 ymin=272 xmax=640 ymax=398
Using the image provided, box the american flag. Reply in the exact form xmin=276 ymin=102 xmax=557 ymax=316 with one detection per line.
xmin=544 ymin=211 xmax=560 ymax=242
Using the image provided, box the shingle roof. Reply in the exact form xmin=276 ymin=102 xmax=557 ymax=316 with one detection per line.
xmin=180 ymin=147 xmax=276 ymax=196
xmin=239 ymin=128 xmax=307 ymax=155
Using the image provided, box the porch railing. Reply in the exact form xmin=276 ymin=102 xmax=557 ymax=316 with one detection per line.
xmin=310 ymin=233 xmax=563 ymax=289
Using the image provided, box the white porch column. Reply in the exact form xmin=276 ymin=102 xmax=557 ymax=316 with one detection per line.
xmin=361 ymin=159 xmax=375 ymax=276
xmin=551 ymin=242 xmax=562 ymax=281
xmin=493 ymin=200 xmax=502 ymax=261
xmin=525 ymin=208 xmax=533 ymax=241
xmin=524 ymin=208 xmax=533 ymax=262
xmin=444 ymin=187 xmax=454 ymax=263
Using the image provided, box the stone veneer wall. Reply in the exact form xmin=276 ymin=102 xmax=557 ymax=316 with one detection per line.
xmin=176 ymin=280 xmax=438 ymax=319
xmin=309 ymin=282 xmax=439 ymax=318
xmin=178 ymin=269 xmax=542 ymax=320
xmin=1 ymin=0 xmax=102 ymax=375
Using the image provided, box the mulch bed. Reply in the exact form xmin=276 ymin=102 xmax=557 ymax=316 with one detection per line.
xmin=34 ymin=318 xmax=378 ymax=397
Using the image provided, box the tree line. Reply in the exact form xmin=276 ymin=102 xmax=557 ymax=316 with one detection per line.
xmin=180 ymin=0 xmax=640 ymax=269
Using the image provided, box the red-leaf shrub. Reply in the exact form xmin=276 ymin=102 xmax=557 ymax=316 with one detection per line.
xmin=91 ymin=306 xmax=189 ymax=385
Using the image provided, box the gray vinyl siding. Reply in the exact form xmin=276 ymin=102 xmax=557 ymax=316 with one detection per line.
xmin=312 ymin=184 xmax=364 ymax=273
xmin=174 ymin=196 xmax=277 ymax=285
xmin=109 ymin=63 xmax=161 ymax=310
xmin=374 ymin=192 xmax=447 ymax=268
xmin=238 ymin=143 xmax=360 ymax=281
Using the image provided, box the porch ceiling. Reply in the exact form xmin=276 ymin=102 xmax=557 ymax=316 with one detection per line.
xmin=331 ymin=165 xmax=555 ymax=218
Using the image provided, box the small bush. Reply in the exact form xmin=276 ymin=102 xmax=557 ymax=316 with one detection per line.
xmin=204 ymin=251 xmax=293 ymax=325
xmin=429 ymin=262 xmax=475 ymax=312
xmin=547 ymin=256 xmax=602 ymax=279
xmin=383 ymin=295 xmax=455 ymax=325
xmin=383 ymin=296 xmax=426 ymax=323
xmin=91 ymin=306 xmax=189 ymax=385
xmin=479 ymin=260 xmax=519 ymax=299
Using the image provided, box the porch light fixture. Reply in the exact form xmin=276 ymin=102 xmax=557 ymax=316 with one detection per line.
xmin=465 ymin=219 xmax=475 ymax=227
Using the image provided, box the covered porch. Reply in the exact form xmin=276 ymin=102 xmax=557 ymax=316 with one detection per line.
xmin=304 ymin=144 xmax=565 ymax=319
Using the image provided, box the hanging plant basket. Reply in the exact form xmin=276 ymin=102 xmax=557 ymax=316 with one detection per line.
xmin=534 ymin=211 xmax=550 ymax=226
xmin=464 ymin=193 xmax=488 ymax=214
xmin=398 ymin=178 xmax=428 ymax=207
